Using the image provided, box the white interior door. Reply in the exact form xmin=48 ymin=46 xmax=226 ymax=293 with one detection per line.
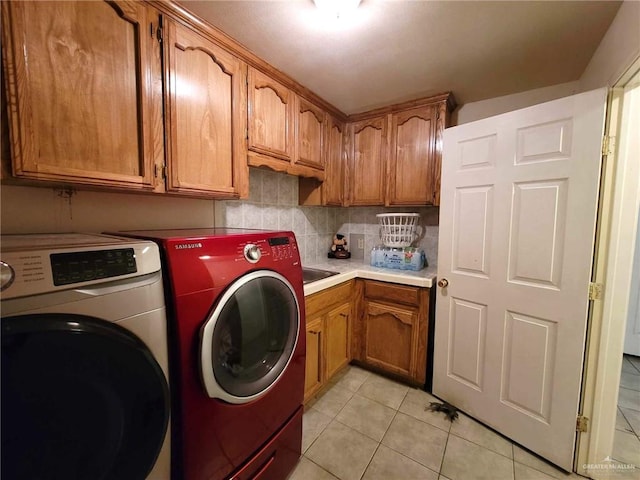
xmin=622 ymin=78 xmax=640 ymax=356
xmin=434 ymin=88 xmax=607 ymax=471
xmin=624 ymin=208 xmax=640 ymax=356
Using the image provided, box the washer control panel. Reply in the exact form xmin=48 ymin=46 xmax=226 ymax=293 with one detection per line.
xmin=50 ymin=248 xmax=137 ymax=286
xmin=0 ymin=240 xmax=159 ymax=300
xmin=238 ymin=235 xmax=299 ymax=264
xmin=268 ymin=236 xmax=297 ymax=261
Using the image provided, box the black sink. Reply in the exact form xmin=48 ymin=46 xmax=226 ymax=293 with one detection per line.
xmin=302 ymin=267 xmax=339 ymax=285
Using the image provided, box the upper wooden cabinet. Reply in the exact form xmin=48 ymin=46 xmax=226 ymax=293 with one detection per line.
xmin=247 ymin=66 xmax=329 ymax=181
xmin=163 ymin=18 xmax=248 ymax=197
xmin=247 ymin=67 xmax=295 ymax=164
xmin=323 ymin=116 xmax=345 ymax=206
xmin=1 ymin=1 xmax=156 ymax=190
xmin=348 ymin=116 xmax=388 ymax=206
xmin=387 ymin=105 xmax=436 ymax=206
xmin=295 ymin=97 xmax=325 ymax=170
xmin=345 ymin=94 xmax=454 ymax=207
xmin=300 ymin=93 xmax=454 ymax=207
xmin=1 ymin=1 xmax=250 ymax=199
xmin=298 ymin=114 xmax=344 ymax=206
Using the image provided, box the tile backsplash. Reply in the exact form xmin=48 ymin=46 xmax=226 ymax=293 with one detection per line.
xmin=215 ymin=169 xmax=439 ymax=266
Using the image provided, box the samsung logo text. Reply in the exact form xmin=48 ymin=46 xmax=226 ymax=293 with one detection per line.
xmin=175 ymin=243 xmax=203 ymax=250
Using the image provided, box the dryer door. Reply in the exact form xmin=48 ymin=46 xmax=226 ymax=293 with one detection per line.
xmin=1 ymin=313 xmax=170 ymax=480
xmin=200 ymin=270 xmax=300 ymax=404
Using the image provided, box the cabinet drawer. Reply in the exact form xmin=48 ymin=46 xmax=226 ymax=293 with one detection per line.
xmin=305 ymin=280 xmax=353 ymax=317
xmin=364 ymin=280 xmax=419 ymax=306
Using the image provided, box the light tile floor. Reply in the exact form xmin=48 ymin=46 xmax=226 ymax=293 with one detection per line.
xmin=289 ymin=365 xmax=640 ymax=480
xmin=614 ymin=356 xmax=640 ymax=473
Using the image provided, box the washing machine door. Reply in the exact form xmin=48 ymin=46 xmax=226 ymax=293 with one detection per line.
xmin=200 ymin=270 xmax=300 ymax=404
xmin=1 ymin=313 xmax=170 ymax=480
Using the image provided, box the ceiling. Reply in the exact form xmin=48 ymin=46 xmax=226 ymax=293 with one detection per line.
xmin=178 ymin=0 xmax=622 ymax=114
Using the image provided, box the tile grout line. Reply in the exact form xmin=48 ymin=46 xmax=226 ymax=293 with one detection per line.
xmin=437 ymin=423 xmax=452 ymax=478
xmin=624 ymin=355 xmax=640 ymax=375
xmin=303 ymin=456 xmax=340 ymax=480
xmin=446 ymin=430 xmax=515 ymax=462
xmin=357 ymin=386 xmax=408 ymax=480
xmin=618 ymin=407 xmax=639 ymax=438
xmin=362 ymin=388 xmax=445 ymax=479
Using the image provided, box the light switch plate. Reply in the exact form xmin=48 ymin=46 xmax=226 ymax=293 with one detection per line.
xmin=350 ymin=233 xmax=364 ymax=260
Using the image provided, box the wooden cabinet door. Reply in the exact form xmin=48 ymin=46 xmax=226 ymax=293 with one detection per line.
xmin=325 ymin=302 xmax=351 ymax=379
xmin=1 ymin=1 xmax=156 ymax=189
xmin=388 ymin=106 xmax=436 ymax=206
xmin=163 ymin=19 xmax=248 ymax=197
xmin=348 ymin=116 xmax=387 ymax=206
xmin=248 ymin=68 xmax=294 ymax=162
xmin=304 ymin=317 xmax=324 ymax=401
xmin=296 ymin=97 xmax=325 ymax=170
xmin=364 ymin=300 xmax=418 ymax=378
xmin=323 ymin=116 xmax=345 ymax=206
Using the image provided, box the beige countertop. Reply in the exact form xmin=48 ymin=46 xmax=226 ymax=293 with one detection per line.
xmin=302 ymin=259 xmax=437 ymax=296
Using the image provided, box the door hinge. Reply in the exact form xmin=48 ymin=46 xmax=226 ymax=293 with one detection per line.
xmin=588 ymin=282 xmax=603 ymax=301
xmin=602 ymin=135 xmax=615 ymax=157
xmin=150 ymin=21 xmax=163 ymax=43
xmin=155 ymin=164 xmax=167 ymax=179
xmin=576 ymin=414 xmax=589 ymax=433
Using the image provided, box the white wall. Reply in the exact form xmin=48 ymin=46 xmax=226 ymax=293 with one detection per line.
xmin=453 ymin=81 xmax=579 ymax=125
xmin=0 ymin=184 xmax=215 ymax=234
xmin=453 ymin=0 xmax=640 ymax=126
xmin=579 ymin=0 xmax=640 ymax=91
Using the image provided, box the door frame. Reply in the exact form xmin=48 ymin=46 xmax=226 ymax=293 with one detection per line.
xmin=576 ymin=57 xmax=640 ymax=477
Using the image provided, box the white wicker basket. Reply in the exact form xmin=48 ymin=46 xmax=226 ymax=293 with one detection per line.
xmin=377 ymin=213 xmax=421 ymax=247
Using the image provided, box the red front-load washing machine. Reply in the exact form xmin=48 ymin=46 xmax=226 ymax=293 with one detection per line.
xmin=111 ymin=229 xmax=305 ymax=480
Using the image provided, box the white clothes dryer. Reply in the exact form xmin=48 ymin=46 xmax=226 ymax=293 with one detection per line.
xmin=1 ymin=233 xmax=171 ymax=480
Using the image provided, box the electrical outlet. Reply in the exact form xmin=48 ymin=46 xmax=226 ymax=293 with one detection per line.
xmin=350 ymin=233 xmax=364 ymax=260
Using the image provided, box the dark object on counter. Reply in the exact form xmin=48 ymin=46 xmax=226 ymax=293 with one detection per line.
xmin=426 ymin=401 xmax=459 ymax=422
xmin=328 ymin=233 xmax=351 ymax=259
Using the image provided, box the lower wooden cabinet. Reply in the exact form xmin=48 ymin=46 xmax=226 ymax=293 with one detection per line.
xmin=363 ymin=300 xmax=418 ymax=378
xmin=354 ymin=279 xmax=430 ymax=385
xmin=303 ymin=277 xmax=431 ymax=401
xmin=325 ymin=302 xmax=351 ymax=379
xmin=303 ymin=281 xmax=353 ymax=403
xmin=304 ymin=317 xmax=324 ymax=399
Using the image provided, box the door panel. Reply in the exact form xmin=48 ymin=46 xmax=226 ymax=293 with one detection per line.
xmin=452 ymin=186 xmax=493 ymax=277
xmin=447 ymin=298 xmax=487 ymax=391
xmin=434 ymin=89 xmax=607 ymax=470
xmin=501 ymin=311 xmax=557 ymax=422
xmin=509 ymin=180 xmax=568 ymax=287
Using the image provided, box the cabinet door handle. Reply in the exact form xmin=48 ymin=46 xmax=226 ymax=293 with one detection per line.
xmin=339 ymin=313 xmax=348 ymax=318
xmin=309 ymin=330 xmax=320 ymax=335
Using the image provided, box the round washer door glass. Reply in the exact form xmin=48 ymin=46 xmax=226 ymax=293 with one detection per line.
xmin=1 ymin=314 xmax=170 ymax=480
xmin=200 ymin=270 xmax=300 ymax=403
